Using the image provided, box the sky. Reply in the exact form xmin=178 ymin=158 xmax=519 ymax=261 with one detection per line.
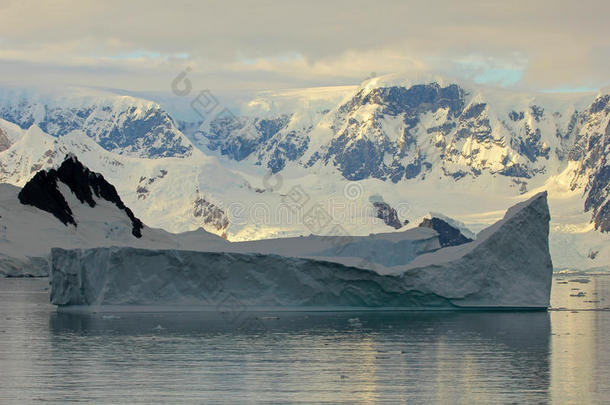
xmin=0 ymin=0 xmax=608 ymax=95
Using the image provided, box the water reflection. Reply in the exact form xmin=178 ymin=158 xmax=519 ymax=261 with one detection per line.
xmin=549 ymin=274 xmax=610 ymax=404
xmin=47 ymin=311 xmax=552 ymax=403
xmin=5 ymin=277 xmax=610 ymax=403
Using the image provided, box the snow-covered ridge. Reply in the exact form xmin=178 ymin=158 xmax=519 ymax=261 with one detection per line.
xmin=49 ymin=192 xmax=553 ymax=309
xmin=192 ymin=75 xmax=608 ymax=240
xmin=197 ymin=73 xmax=599 ymax=178
xmin=0 ymin=85 xmax=194 ymax=159
xmin=0 ymin=125 xmax=235 ymax=236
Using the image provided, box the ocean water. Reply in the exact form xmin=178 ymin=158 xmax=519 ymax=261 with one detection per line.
xmin=0 ymin=275 xmax=609 ymax=404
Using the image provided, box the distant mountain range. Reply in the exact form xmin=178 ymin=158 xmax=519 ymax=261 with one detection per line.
xmin=0 ymin=87 xmax=192 ymax=159
xmin=193 ymin=78 xmax=609 ymax=232
xmin=0 ymin=76 xmax=608 ymax=271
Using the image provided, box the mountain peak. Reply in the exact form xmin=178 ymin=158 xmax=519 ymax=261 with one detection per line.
xmin=18 ymin=154 xmax=144 ymax=238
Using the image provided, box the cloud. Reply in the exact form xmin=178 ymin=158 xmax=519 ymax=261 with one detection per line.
xmin=0 ymin=0 xmax=608 ymax=92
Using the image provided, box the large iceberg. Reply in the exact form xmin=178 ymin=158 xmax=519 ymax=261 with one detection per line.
xmin=50 ymin=192 xmax=553 ymax=310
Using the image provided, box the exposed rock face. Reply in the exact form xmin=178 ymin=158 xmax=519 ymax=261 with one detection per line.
xmin=569 ymin=95 xmax=610 ymax=232
xmin=191 ymin=194 xmax=229 ymax=236
xmin=418 ymin=217 xmax=473 ymax=247
xmin=372 ymin=201 xmax=404 ymax=229
xmin=0 ymin=127 xmax=10 ymax=152
xmin=18 ymin=169 xmax=75 ymax=226
xmin=0 ymin=97 xmax=192 ymax=158
xmin=311 ymin=82 xmax=560 ymax=182
xmin=18 ymin=155 xmax=143 ymax=237
xmin=308 ymin=84 xmax=466 ymax=181
xmin=199 ymin=114 xmax=313 ymax=174
xmin=49 ymin=192 xmax=553 ymax=309
xmin=136 ymin=169 xmax=168 ymax=200
xmin=202 ymin=82 xmax=584 ymax=184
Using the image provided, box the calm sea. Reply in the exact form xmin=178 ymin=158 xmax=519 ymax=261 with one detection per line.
xmin=1 ymin=275 xmax=609 ymax=404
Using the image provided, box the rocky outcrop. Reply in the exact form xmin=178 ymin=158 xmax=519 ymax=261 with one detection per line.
xmin=191 ymin=194 xmax=229 ymax=237
xmin=418 ymin=217 xmax=473 ymax=247
xmin=373 ymin=201 xmax=405 ymax=229
xmin=18 ymin=154 xmax=143 ymax=237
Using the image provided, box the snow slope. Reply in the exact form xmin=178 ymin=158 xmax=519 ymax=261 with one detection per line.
xmin=49 ymin=192 xmax=553 ymax=309
xmin=0 ymin=158 xmax=229 ymax=277
xmin=0 ymin=125 xmax=241 ymax=235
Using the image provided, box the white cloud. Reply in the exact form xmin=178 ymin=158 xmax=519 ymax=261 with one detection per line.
xmin=0 ymin=0 xmax=607 ymax=92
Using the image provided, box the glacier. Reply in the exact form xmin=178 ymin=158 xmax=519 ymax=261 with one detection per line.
xmin=49 ymin=192 xmax=553 ymax=310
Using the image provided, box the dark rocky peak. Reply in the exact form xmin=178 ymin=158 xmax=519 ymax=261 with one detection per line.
xmin=418 ymin=217 xmax=473 ymax=247
xmin=368 ymin=195 xmax=409 ymax=229
xmin=590 ymin=94 xmax=610 ymax=115
xmin=340 ymin=83 xmax=466 ymax=118
xmin=18 ymin=170 xmax=75 ymax=227
xmin=18 ymin=154 xmax=143 ymax=237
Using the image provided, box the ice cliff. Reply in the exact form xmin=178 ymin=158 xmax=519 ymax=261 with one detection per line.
xmin=50 ymin=192 xmax=553 ymax=309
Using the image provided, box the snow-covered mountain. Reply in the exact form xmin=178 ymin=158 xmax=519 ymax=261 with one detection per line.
xmin=0 ymin=78 xmax=608 ymax=272
xmin=0 ymin=86 xmax=193 ymax=159
xmin=566 ymin=94 xmax=610 ymax=232
xmin=0 ymin=155 xmax=230 ymax=276
xmin=0 ymin=122 xmax=236 ymax=236
xmin=198 ymin=77 xmax=595 ymax=182
xmin=192 ymin=76 xmax=609 ymax=236
xmin=18 ymin=154 xmax=144 ymax=237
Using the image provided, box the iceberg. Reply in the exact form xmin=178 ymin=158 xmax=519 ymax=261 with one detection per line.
xmin=50 ymin=192 xmax=553 ymax=310
xmin=0 ymin=253 xmax=48 ymax=277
